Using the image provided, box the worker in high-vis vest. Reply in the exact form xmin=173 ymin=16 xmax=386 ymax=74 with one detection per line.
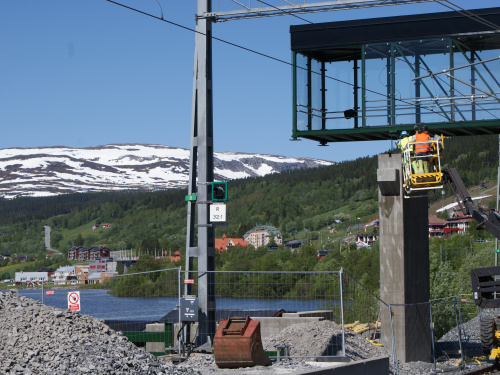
xmin=397 ymin=131 xmax=416 ymax=173
xmin=397 ymin=131 xmax=410 ymax=152
xmin=413 ymin=125 xmax=430 ymax=174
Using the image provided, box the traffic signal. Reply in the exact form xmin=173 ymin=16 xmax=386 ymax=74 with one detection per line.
xmin=212 ymin=181 xmax=227 ymax=202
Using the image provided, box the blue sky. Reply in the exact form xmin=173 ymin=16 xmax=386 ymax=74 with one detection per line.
xmin=0 ymin=0 xmax=494 ymax=162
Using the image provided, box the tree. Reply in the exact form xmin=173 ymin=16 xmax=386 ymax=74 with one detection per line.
xmin=140 ymin=238 xmax=161 ymax=255
xmin=74 ymin=232 xmax=84 ymax=246
xmin=50 ymin=231 xmax=62 ymax=249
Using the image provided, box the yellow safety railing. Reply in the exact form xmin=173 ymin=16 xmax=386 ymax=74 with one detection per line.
xmin=401 ymin=135 xmax=445 ymax=196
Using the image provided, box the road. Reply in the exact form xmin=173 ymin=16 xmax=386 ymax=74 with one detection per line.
xmin=43 ymin=226 xmax=62 ymax=254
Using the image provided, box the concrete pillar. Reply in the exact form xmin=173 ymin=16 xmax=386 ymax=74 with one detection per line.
xmin=377 ymin=153 xmax=430 ymax=363
xmin=146 ymin=323 xmax=165 ymax=354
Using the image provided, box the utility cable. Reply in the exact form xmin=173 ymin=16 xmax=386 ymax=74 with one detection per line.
xmin=252 ymin=0 xmax=500 ymax=123
xmin=433 ymin=0 xmax=500 ymax=31
xmin=104 ymin=1 xmax=310 ymax=74
xmin=253 ymin=0 xmax=314 ymax=24
xmin=103 ymin=0 xmax=448 ymax=121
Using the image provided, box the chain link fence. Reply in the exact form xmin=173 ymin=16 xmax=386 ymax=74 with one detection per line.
xmin=14 ymin=268 xmax=496 ymax=372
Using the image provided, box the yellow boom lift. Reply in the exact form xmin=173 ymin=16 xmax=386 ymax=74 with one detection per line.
xmin=402 ymin=135 xmax=445 ymax=196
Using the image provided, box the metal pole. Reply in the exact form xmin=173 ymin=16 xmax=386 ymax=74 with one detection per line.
xmin=389 ymin=304 xmax=398 ymax=375
xmin=353 ymin=59 xmax=359 ymax=128
xmin=415 ymin=52 xmax=421 ymax=124
xmin=184 ymin=0 xmax=216 ymax=348
xmin=339 ymin=268 xmax=345 ymax=357
xmin=41 ymin=280 xmax=44 ymax=304
xmin=496 ymin=134 xmax=500 ymax=267
xmin=177 ymin=267 xmax=181 ymax=356
xmin=454 ymin=298 xmax=465 ymax=371
xmin=361 ymin=45 xmax=366 ymax=128
xmin=429 ymin=301 xmax=436 ymax=374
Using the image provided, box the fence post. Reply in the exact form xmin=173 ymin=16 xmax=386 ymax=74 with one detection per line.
xmin=339 ymin=268 xmax=345 ymax=357
xmin=389 ymin=304 xmax=398 ymax=375
xmin=457 ymin=297 xmax=467 ymax=340
xmin=178 ymin=267 xmax=182 ymax=357
xmin=453 ymin=297 xmax=465 ymax=370
xmin=429 ymin=301 xmax=437 ymax=374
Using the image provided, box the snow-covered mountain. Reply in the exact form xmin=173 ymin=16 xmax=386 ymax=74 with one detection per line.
xmin=0 ymin=144 xmax=334 ymax=199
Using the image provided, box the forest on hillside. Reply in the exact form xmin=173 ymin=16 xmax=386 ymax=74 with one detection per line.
xmin=0 ymin=135 xmax=499 ymax=298
xmin=1 ymin=134 xmax=498 ymax=254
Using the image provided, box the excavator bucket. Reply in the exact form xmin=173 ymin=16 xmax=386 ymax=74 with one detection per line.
xmin=214 ymin=316 xmax=272 ymax=368
xmin=471 ymin=266 xmax=500 ymax=309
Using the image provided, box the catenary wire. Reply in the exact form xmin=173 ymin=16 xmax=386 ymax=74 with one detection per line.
xmin=433 ymin=0 xmax=500 ymax=31
xmin=103 ymin=0 xmax=449 ymax=121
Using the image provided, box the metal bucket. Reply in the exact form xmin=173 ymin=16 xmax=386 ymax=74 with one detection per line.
xmin=214 ymin=316 xmax=271 ymax=368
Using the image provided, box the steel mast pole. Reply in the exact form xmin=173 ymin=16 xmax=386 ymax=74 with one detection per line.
xmin=494 ymin=135 xmax=500 ymax=266
xmin=185 ymin=0 xmax=216 ymax=348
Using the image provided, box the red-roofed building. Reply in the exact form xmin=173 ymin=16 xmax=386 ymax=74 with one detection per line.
xmin=215 ymin=234 xmax=248 ymax=254
xmin=428 ymin=214 xmax=471 ymax=237
xmin=168 ymin=250 xmax=181 ymax=263
xmin=356 ymin=233 xmax=378 ymax=248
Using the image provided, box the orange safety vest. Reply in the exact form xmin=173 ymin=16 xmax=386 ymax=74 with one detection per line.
xmin=415 ymin=132 xmax=430 ymax=153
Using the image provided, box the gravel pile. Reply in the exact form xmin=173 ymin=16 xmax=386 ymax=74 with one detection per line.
xmin=183 ymin=319 xmax=492 ymax=375
xmin=264 ymin=320 xmax=387 ymax=360
xmin=0 ymin=290 xmax=200 ymax=375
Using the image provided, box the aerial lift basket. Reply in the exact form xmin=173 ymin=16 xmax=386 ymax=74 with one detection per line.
xmin=402 ymin=135 xmax=444 ymax=196
xmin=213 ymin=316 xmax=271 ymax=368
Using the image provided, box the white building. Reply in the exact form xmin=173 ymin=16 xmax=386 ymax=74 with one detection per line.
xmin=243 ymin=225 xmax=282 ymax=248
xmin=15 ymin=272 xmax=48 ymax=286
xmin=53 ymin=266 xmax=77 ymax=285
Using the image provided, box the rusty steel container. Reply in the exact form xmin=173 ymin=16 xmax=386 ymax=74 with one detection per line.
xmin=214 ymin=316 xmax=271 ymax=368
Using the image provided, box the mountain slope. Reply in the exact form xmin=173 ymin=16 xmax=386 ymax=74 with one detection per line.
xmin=0 ymin=144 xmax=334 ymax=198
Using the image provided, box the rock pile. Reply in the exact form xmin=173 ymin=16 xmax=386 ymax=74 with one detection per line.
xmin=0 ymin=290 xmax=200 ymax=375
xmin=264 ymin=320 xmax=388 ymax=360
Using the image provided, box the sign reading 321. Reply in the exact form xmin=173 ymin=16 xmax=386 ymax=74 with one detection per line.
xmin=210 ymin=203 xmax=226 ymax=222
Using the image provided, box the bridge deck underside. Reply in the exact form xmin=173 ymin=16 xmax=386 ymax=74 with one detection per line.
xmin=298 ymin=120 xmax=500 ymax=143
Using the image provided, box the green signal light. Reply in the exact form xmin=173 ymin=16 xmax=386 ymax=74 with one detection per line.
xmin=212 ymin=182 xmax=227 ymax=202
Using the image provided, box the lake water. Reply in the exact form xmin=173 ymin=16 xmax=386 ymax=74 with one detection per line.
xmin=10 ymin=289 xmax=333 ymax=322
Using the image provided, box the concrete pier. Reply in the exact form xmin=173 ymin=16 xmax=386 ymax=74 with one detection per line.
xmin=377 ymin=153 xmax=430 ymax=362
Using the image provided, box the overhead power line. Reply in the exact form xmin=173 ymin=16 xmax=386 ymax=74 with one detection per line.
xmin=103 ymin=0 xmax=451 ymax=120
xmin=433 ymin=0 xmax=500 ymax=31
xmin=104 ymin=0 xmax=500 ymax=124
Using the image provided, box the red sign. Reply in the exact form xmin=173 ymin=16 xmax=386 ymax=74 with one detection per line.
xmin=45 ymin=290 xmax=54 ymax=295
xmin=184 ymin=279 xmax=195 ymax=284
xmin=67 ymin=291 xmax=81 ymax=312
xmin=461 ymin=298 xmax=467 ymax=302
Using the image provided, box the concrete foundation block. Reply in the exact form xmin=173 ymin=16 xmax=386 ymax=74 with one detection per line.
xmin=296 ymin=356 xmax=389 ymax=375
xmin=145 ymin=323 xmax=165 ymax=353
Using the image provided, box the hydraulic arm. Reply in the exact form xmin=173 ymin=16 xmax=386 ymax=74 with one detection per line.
xmin=445 ymin=168 xmax=500 ymax=240
xmin=446 ymin=168 xmax=500 ymax=360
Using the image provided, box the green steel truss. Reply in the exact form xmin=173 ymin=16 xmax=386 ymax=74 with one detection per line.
xmin=292 ymin=17 xmax=500 ymax=143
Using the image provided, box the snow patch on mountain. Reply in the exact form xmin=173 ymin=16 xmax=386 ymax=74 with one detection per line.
xmin=0 ymin=144 xmax=334 ymax=199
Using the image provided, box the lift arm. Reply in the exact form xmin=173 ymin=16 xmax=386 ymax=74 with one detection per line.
xmin=445 ymin=168 xmax=500 ymax=308
xmin=445 ymin=167 xmax=500 ymax=239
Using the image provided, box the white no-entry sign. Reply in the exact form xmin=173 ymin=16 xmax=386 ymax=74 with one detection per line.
xmin=68 ymin=291 xmax=80 ymax=311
